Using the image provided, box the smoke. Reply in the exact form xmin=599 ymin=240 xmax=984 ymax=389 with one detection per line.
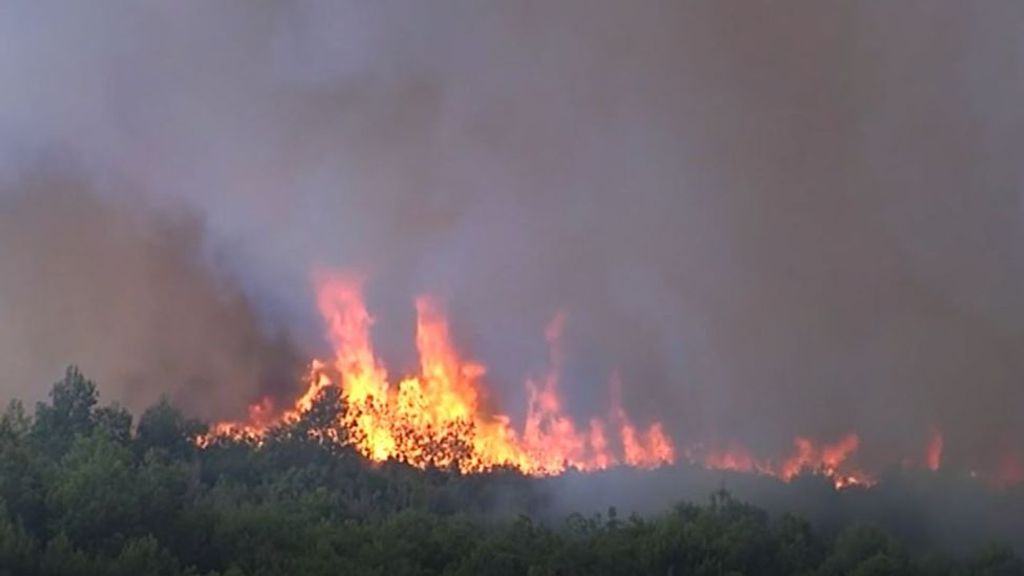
xmin=0 ymin=161 xmax=302 ymax=419
xmin=541 ymin=466 xmax=1024 ymax=554
xmin=1 ymin=1 xmax=1023 ymax=476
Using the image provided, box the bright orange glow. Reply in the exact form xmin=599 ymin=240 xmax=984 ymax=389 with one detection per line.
xmin=701 ymin=444 xmax=764 ymax=474
xmin=695 ymin=434 xmax=872 ymax=489
xmin=926 ymin=429 xmax=943 ymax=472
xmin=201 ymin=271 xmax=1022 ymax=492
xmin=781 ymin=434 xmax=869 ymax=488
xmin=205 ymin=273 xmax=675 ymax=474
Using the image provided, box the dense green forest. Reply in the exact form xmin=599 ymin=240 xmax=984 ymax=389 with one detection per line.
xmin=1 ymin=367 xmax=1021 ymax=576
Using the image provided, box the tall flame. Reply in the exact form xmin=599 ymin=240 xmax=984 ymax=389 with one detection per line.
xmin=203 ymin=272 xmax=1016 ymax=491
xmin=304 ymin=273 xmax=673 ymax=474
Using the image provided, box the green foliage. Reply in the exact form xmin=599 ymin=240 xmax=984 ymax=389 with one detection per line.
xmin=46 ymin=432 xmax=140 ymax=546
xmin=32 ymin=366 xmax=98 ymax=456
xmin=0 ymin=502 xmax=37 ymax=576
xmin=107 ymin=535 xmax=182 ymax=576
xmin=94 ymin=404 xmax=133 ymax=445
xmin=968 ymin=544 xmax=1024 ymax=576
xmin=0 ymin=366 xmax=1019 ymax=575
xmin=136 ymin=398 xmax=205 ymax=458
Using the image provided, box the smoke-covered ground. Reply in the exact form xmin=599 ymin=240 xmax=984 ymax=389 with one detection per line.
xmin=540 ymin=466 xmax=1024 ymax=555
xmin=1 ymin=0 xmax=1023 ymax=518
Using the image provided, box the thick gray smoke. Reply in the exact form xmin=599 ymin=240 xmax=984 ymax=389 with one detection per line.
xmin=0 ymin=161 xmax=303 ymax=419
xmin=0 ymin=1 xmax=1022 ymax=476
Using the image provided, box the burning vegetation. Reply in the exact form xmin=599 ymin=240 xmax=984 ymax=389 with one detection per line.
xmin=203 ymin=272 xmax=675 ymax=474
xmin=196 ymin=271 xmax=966 ymax=491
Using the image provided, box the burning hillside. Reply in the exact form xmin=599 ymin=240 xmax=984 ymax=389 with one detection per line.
xmin=200 ymin=271 xmax=902 ymax=490
xmin=205 ymin=272 xmax=675 ymax=474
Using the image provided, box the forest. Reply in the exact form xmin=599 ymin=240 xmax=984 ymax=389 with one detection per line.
xmin=1 ymin=367 xmax=1022 ymax=576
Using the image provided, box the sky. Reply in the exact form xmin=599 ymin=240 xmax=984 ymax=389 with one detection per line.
xmin=0 ymin=1 xmax=1022 ymax=475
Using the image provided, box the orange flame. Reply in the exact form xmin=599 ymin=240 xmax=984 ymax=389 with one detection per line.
xmin=205 ymin=273 xmax=675 ymax=474
xmin=692 ymin=433 xmax=872 ymax=489
xmin=926 ymin=429 xmax=944 ymax=472
xmin=328 ymin=275 xmax=678 ymax=473
xmin=203 ymin=272 xmax=1020 ymax=491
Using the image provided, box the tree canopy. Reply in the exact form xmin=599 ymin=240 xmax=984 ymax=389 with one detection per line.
xmin=0 ymin=367 xmax=1020 ymax=576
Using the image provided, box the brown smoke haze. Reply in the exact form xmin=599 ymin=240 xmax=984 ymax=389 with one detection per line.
xmin=1 ymin=1 xmax=1022 ymax=479
xmin=0 ymin=164 xmax=302 ymax=419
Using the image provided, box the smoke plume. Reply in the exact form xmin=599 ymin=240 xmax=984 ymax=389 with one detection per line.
xmin=0 ymin=162 xmax=302 ymax=419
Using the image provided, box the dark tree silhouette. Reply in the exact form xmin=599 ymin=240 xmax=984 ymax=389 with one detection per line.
xmin=0 ymin=366 xmax=1020 ymax=576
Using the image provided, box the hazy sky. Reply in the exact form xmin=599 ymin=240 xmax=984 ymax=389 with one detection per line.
xmin=1 ymin=1 xmax=1022 ymax=474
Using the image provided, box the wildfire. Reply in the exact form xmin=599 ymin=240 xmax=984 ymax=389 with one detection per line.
xmin=204 ymin=273 xmax=674 ymax=474
xmin=200 ymin=271 xmax=973 ymax=491
xmin=694 ymin=433 xmax=872 ymax=489
xmin=926 ymin=428 xmax=944 ymax=472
